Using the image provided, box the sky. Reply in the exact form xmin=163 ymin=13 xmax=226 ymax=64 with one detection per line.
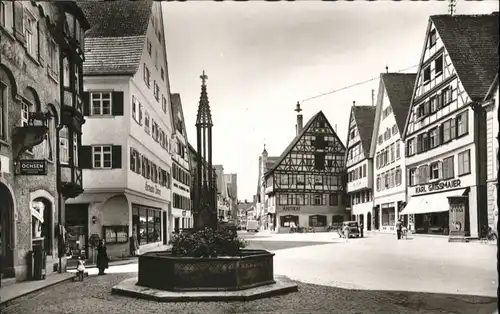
xmin=162 ymin=1 xmax=498 ymax=202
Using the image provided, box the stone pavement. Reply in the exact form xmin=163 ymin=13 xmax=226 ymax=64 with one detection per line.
xmin=266 ymin=233 xmax=497 ymax=297
xmin=0 ymin=244 xmax=171 ymax=305
xmin=0 ymin=271 xmax=496 ymax=314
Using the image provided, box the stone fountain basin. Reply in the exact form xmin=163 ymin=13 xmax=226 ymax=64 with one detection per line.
xmin=137 ymin=249 xmax=275 ymax=291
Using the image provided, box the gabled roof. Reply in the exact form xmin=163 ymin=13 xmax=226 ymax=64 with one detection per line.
xmin=78 ymin=0 xmax=153 ymax=75
xmin=264 ymin=111 xmax=344 ymax=178
xmin=484 ymin=74 xmax=499 ymax=101
xmin=351 ymin=106 xmax=376 ymax=156
xmin=171 ymin=93 xmax=188 ymax=140
xmin=381 ymin=73 xmax=417 ymax=132
xmin=430 ymin=13 xmax=499 ymax=101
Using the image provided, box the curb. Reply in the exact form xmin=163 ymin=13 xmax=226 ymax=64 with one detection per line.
xmin=67 ymin=258 xmax=138 ymax=271
xmin=0 ymin=274 xmax=74 ymax=306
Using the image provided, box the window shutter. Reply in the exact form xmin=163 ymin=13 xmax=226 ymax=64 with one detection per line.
xmin=112 ymin=91 xmax=124 ymax=116
xmin=13 ymin=2 xmax=25 ymax=41
xmin=37 ymin=21 xmax=44 ymax=64
xmin=82 ymin=92 xmax=90 ymax=116
xmin=438 ymin=161 xmax=443 ymax=179
xmin=79 ymin=145 xmax=92 ymax=169
xmin=438 ymin=124 xmax=444 ymax=145
xmin=112 ymin=145 xmax=122 ymax=169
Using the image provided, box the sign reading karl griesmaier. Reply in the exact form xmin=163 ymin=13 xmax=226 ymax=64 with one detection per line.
xmin=18 ymin=160 xmax=47 ymax=175
xmin=414 ymin=179 xmax=461 ymax=194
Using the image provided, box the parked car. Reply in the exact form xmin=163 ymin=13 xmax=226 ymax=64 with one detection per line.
xmin=338 ymin=221 xmax=361 ymax=238
xmin=246 ymin=220 xmax=259 ymax=232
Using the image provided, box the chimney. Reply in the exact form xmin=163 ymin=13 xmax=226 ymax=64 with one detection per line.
xmin=295 ymin=101 xmax=303 ymax=135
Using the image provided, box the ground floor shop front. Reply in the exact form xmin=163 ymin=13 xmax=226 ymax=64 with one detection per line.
xmin=371 ymin=192 xmax=407 ymax=233
xmin=275 ymin=205 xmax=347 ymax=233
xmin=171 ymin=208 xmax=193 ymax=232
xmin=401 ymin=185 xmax=483 ymax=238
xmin=65 ymin=191 xmax=170 ymax=261
xmin=0 ymin=177 xmax=66 ymax=285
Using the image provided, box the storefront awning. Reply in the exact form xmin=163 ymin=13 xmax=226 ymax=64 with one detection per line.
xmin=400 ymin=189 xmax=466 ymax=215
xmin=125 ymin=192 xmax=168 ymax=210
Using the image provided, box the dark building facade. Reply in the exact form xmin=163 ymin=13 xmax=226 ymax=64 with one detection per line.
xmin=0 ymin=1 xmax=88 ymax=283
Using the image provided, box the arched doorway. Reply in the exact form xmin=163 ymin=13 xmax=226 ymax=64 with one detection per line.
xmin=31 ymin=197 xmax=53 ymax=256
xmin=0 ymin=182 xmax=15 ymax=282
xmin=367 ymin=212 xmax=372 ymax=231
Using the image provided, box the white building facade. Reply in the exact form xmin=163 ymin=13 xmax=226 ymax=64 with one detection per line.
xmin=371 ymin=73 xmax=416 ymax=233
xmin=170 ymin=94 xmax=192 ymax=231
xmin=66 ymin=1 xmax=174 ymax=259
xmin=401 ymin=13 xmax=498 ymax=238
xmin=483 ymin=75 xmax=499 ymax=230
xmin=345 ymin=106 xmax=376 ymax=231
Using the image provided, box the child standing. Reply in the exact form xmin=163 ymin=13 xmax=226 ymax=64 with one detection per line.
xmin=76 ymin=257 xmax=85 ymax=281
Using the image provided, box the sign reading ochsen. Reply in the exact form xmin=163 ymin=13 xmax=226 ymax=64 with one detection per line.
xmin=414 ymin=179 xmax=461 ymax=194
xmin=19 ymin=160 xmax=47 ymax=175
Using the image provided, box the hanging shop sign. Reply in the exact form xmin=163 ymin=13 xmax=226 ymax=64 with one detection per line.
xmin=18 ymin=160 xmax=47 ymax=175
xmin=414 ymin=179 xmax=461 ymax=194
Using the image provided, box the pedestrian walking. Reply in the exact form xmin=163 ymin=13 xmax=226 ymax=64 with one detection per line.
xmin=359 ymin=222 xmax=364 ymax=238
xmin=343 ymin=224 xmax=350 ymax=242
xmin=96 ymin=239 xmax=109 ymax=275
xmin=396 ymin=219 xmax=403 ymax=240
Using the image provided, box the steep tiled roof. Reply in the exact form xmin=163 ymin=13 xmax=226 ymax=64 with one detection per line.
xmin=78 ymin=0 xmax=152 ymax=75
xmin=78 ymin=0 xmax=152 ymax=38
xmin=352 ymin=106 xmax=376 ymax=156
xmin=84 ymin=37 xmax=144 ymax=75
xmin=381 ymin=73 xmax=417 ymax=132
xmin=484 ymin=74 xmax=499 ymax=101
xmin=431 ymin=13 xmax=499 ymax=101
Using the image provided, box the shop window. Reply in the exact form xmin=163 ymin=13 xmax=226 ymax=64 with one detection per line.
xmin=381 ymin=206 xmax=395 ymax=226
xmin=309 ymin=215 xmax=327 ymax=227
xmin=280 ymin=215 xmax=298 ymax=227
xmin=133 ymin=205 xmax=161 ymax=245
xmin=458 ymin=150 xmax=470 ymax=176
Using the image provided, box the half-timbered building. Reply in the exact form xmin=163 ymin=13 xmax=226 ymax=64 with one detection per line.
xmin=345 ymin=105 xmax=376 ymax=231
xmin=401 ymin=13 xmax=499 ymax=239
xmin=371 ymin=73 xmax=416 ymax=233
xmin=0 ymin=0 xmax=89 ymax=283
xmin=264 ymin=105 xmax=347 ymax=233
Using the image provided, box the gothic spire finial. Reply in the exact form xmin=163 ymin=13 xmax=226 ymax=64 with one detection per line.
xmin=200 ymin=70 xmax=208 ymax=86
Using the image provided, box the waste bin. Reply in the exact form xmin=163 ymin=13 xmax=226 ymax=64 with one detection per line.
xmin=33 ymin=245 xmax=46 ymax=280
